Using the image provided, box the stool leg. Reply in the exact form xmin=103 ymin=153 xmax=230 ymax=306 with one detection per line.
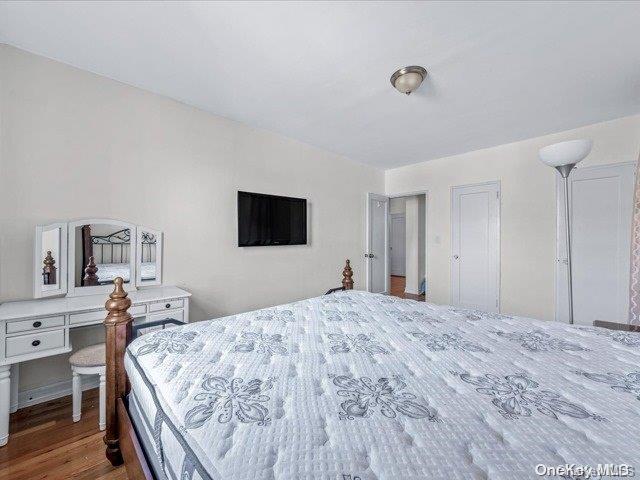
xmin=72 ymin=370 xmax=81 ymax=422
xmin=99 ymin=372 xmax=106 ymax=431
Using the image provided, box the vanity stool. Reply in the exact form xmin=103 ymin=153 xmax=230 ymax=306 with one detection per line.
xmin=69 ymin=343 xmax=106 ymax=431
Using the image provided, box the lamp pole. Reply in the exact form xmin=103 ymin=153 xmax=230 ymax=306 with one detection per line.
xmin=557 ymin=163 xmax=577 ymax=324
xmin=539 ymin=139 xmax=591 ymax=325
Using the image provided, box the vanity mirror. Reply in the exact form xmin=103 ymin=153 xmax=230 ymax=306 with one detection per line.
xmin=67 ymin=219 xmax=137 ymax=296
xmin=34 ymin=218 xmax=164 ymax=298
xmin=136 ymin=227 xmax=162 ymax=286
xmin=33 ymin=223 xmax=68 ymax=298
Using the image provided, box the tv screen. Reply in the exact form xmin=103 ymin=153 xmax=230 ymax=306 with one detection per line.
xmin=237 ymin=191 xmax=307 ymax=247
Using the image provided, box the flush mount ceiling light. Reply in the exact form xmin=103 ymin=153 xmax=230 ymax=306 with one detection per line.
xmin=390 ymin=65 xmax=427 ymax=95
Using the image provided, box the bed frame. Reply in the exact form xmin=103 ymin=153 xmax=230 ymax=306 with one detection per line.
xmin=102 ymin=259 xmax=354 ymax=479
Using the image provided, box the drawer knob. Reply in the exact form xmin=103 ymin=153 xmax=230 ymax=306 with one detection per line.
xmin=33 ymin=321 xmax=42 ymax=328
xmin=32 ymin=340 xmax=41 ymax=347
xmin=165 ymin=303 xmax=171 ymax=309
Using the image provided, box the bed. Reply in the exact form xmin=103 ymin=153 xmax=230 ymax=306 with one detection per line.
xmin=103 ymin=262 xmax=639 ymax=479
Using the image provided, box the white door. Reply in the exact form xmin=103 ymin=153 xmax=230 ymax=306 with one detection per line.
xmin=451 ymin=182 xmax=500 ymax=312
xmin=556 ymin=163 xmax=635 ymax=324
xmin=366 ymin=193 xmax=389 ymax=294
xmin=390 ymin=214 xmax=406 ymax=276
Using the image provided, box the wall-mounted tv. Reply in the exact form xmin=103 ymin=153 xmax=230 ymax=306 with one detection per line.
xmin=237 ymin=191 xmax=307 ymax=247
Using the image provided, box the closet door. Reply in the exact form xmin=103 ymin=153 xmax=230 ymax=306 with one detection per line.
xmin=556 ymin=163 xmax=635 ymax=324
xmin=451 ymin=182 xmax=500 ymax=312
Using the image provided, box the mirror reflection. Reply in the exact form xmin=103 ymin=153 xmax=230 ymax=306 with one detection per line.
xmin=139 ymin=231 xmax=157 ymax=282
xmin=75 ymin=224 xmax=131 ymax=287
xmin=41 ymin=228 xmax=60 ymax=290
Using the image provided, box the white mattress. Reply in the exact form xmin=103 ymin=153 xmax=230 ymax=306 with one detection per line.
xmin=125 ymin=290 xmax=640 ymax=480
xmin=96 ymin=262 xmax=156 ymax=283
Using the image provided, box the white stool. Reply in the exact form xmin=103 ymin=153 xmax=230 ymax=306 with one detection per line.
xmin=69 ymin=343 xmax=106 ymax=431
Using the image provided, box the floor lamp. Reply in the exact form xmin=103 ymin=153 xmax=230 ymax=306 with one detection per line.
xmin=538 ymin=139 xmax=592 ymax=324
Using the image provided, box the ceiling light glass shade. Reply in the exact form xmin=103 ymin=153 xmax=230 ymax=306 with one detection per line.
xmin=538 ymin=139 xmax=592 ymax=167
xmin=390 ymin=66 xmax=427 ymax=95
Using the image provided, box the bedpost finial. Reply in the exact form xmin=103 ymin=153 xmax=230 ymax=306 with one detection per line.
xmin=342 ymin=258 xmax=354 ymax=290
xmin=112 ymin=277 xmax=126 ymax=298
xmin=84 ymin=256 xmax=99 ymax=286
xmin=105 ymin=277 xmax=131 ymax=323
xmin=43 ymin=250 xmax=55 ymax=267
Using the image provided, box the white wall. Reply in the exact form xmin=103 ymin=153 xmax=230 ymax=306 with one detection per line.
xmin=0 ymin=45 xmax=384 ymax=391
xmin=386 ymin=114 xmax=640 ymax=321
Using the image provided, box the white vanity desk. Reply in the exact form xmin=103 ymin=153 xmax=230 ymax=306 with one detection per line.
xmin=0 ymin=286 xmax=191 ymax=446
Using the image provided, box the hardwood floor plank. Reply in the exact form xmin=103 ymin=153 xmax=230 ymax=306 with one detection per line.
xmin=0 ymin=388 xmax=126 ymax=479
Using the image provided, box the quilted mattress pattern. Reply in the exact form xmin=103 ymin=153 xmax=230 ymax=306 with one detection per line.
xmin=125 ymin=290 xmax=640 ymax=479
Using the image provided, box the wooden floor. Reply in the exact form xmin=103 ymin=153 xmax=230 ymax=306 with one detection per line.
xmin=0 ymin=388 xmax=126 ymax=480
xmin=390 ymin=275 xmax=425 ymax=301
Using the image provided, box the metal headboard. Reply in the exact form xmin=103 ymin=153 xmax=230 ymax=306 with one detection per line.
xmin=140 ymin=231 xmax=157 ymax=263
xmin=91 ymin=228 xmax=131 ymax=264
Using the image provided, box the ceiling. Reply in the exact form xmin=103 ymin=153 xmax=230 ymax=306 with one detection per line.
xmin=1 ymin=1 xmax=639 ymax=169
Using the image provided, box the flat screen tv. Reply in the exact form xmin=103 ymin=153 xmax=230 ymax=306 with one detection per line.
xmin=237 ymin=191 xmax=307 ymax=247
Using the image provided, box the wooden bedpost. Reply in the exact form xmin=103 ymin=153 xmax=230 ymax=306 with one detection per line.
xmin=103 ymin=277 xmax=133 ymax=466
xmin=42 ymin=250 xmax=56 ymax=285
xmin=84 ymin=256 xmax=99 ymax=286
xmin=342 ymin=259 xmax=353 ymax=290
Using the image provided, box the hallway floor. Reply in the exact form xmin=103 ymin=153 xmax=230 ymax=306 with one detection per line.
xmin=390 ymin=275 xmax=425 ymax=302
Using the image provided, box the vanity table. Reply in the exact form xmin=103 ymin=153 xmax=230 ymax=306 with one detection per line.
xmin=0 ymin=287 xmax=191 ymax=445
xmin=0 ymin=286 xmax=190 ymax=446
xmin=0 ymin=217 xmax=188 ymax=446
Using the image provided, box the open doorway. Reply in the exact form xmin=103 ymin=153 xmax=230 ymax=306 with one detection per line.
xmin=389 ymin=193 xmax=427 ymax=301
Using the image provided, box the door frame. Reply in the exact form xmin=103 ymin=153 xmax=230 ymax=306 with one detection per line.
xmin=450 ymin=181 xmax=501 ymax=312
xmin=554 ymin=161 xmax=636 ymax=323
xmin=386 ymin=190 xmax=429 ymax=298
xmin=389 ymin=212 xmax=406 ymax=277
xmin=366 ymin=193 xmax=390 ymax=293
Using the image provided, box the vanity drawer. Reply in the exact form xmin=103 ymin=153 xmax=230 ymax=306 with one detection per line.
xmin=6 ymin=315 xmax=65 ymax=334
xmin=6 ymin=329 xmax=65 ymax=358
xmin=149 ymin=299 xmax=184 ymax=313
xmin=70 ymin=305 xmax=146 ymax=325
xmin=130 ymin=305 xmax=147 ymax=317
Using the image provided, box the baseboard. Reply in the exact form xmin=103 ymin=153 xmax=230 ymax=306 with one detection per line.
xmin=17 ymin=376 xmax=100 ymax=410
